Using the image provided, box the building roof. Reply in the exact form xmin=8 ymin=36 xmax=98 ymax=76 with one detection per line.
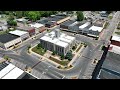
xmin=0 ymin=33 xmax=20 ymax=43
xmin=103 ymin=51 xmax=120 ymax=74
xmin=64 ymin=35 xmax=75 ymax=41
xmin=48 ymin=14 xmax=68 ymax=22
xmin=45 ymin=21 xmax=56 ymax=25
xmin=0 ymin=63 xmax=31 ymax=79
xmin=40 ymin=35 xmax=58 ymax=44
xmin=61 ymin=20 xmax=75 ymax=26
xmin=0 ymin=64 xmax=15 ymax=78
xmin=93 ymin=20 xmax=106 ymax=27
xmin=79 ymin=22 xmax=91 ymax=29
xmin=111 ymin=35 xmax=120 ymax=42
xmin=56 ymin=40 xmax=68 ymax=47
xmin=37 ymin=18 xmax=49 ymax=24
xmin=9 ymin=30 xmax=28 ymax=36
xmin=29 ymin=23 xmax=44 ymax=28
xmin=16 ymin=18 xmax=28 ymax=22
xmin=98 ymin=68 xmax=120 ymax=79
xmin=16 ymin=26 xmax=34 ymax=31
xmin=0 ymin=62 xmax=9 ymax=72
xmin=109 ymin=44 xmax=120 ymax=55
xmin=40 ymin=30 xmax=75 ymax=48
xmin=98 ymin=51 xmax=120 ymax=79
xmin=2 ymin=67 xmax=24 ymax=79
xmin=89 ymin=25 xmax=103 ymax=32
xmin=59 ymin=37 xmax=72 ymax=44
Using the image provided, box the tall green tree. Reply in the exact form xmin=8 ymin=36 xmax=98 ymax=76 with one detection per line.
xmin=7 ymin=14 xmax=17 ymax=26
xmin=26 ymin=11 xmax=41 ymax=21
xmin=15 ymin=11 xmax=23 ymax=18
xmin=77 ymin=11 xmax=84 ymax=21
xmin=65 ymin=51 xmax=73 ymax=61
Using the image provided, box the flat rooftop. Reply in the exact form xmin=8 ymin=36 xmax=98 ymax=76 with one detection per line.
xmin=0 ymin=63 xmax=37 ymax=79
xmin=0 ymin=33 xmax=20 ymax=43
xmin=93 ymin=20 xmax=105 ymax=27
xmin=89 ymin=25 xmax=103 ymax=32
xmin=60 ymin=20 xmax=75 ymax=26
xmin=16 ymin=26 xmax=34 ymax=31
xmin=98 ymin=68 xmax=120 ymax=79
xmin=56 ymin=40 xmax=68 ymax=47
xmin=29 ymin=23 xmax=44 ymax=28
xmin=37 ymin=18 xmax=49 ymax=24
xmin=48 ymin=14 xmax=68 ymax=22
xmin=98 ymin=51 xmax=120 ymax=79
xmin=16 ymin=18 xmax=28 ymax=22
xmin=79 ymin=22 xmax=91 ymax=29
xmin=9 ymin=30 xmax=28 ymax=36
xmin=109 ymin=44 xmax=120 ymax=55
xmin=111 ymin=35 xmax=120 ymax=42
xmin=40 ymin=30 xmax=75 ymax=48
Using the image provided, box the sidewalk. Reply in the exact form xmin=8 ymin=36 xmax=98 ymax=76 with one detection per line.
xmin=29 ymin=45 xmax=64 ymax=68
xmin=68 ymin=45 xmax=85 ymax=67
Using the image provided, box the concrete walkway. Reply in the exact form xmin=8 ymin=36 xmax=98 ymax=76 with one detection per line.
xmin=68 ymin=45 xmax=85 ymax=67
xmin=29 ymin=45 xmax=64 ymax=68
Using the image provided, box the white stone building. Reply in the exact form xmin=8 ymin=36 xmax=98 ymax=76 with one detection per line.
xmin=40 ymin=29 xmax=76 ymax=55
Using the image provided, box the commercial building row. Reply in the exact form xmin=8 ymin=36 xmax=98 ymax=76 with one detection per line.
xmin=60 ymin=19 xmax=106 ymax=37
xmin=0 ymin=33 xmax=22 ymax=50
xmin=97 ymin=35 xmax=120 ymax=79
xmin=0 ymin=29 xmax=32 ymax=50
xmin=38 ymin=14 xmax=70 ymax=28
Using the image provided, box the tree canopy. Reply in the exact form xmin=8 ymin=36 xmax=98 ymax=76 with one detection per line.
xmin=76 ymin=11 xmax=84 ymax=21
xmin=7 ymin=14 xmax=17 ymax=26
xmin=65 ymin=51 xmax=73 ymax=61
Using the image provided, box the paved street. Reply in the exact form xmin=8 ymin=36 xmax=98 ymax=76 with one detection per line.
xmin=0 ymin=11 xmax=119 ymax=79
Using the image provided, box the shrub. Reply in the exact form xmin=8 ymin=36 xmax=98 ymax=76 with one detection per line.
xmin=52 ymin=51 xmax=56 ymax=55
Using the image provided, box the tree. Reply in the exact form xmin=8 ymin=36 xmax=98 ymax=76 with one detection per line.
xmin=61 ymin=54 xmax=65 ymax=60
xmin=26 ymin=11 xmax=40 ymax=21
xmin=65 ymin=51 xmax=73 ymax=61
xmin=7 ymin=20 xmax=17 ymax=26
xmin=7 ymin=14 xmax=17 ymax=26
xmin=4 ymin=55 xmax=10 ymax=61
xmin=106 ymin=11 xmax=113 ymax=14
xmin=76 ymin=11 xmax=84 ymax=21
xmin=15 ymin=11 xmax=23 ymax=18
xmin=72 ymin=46 xmax=76 ymax=50
xmin=52 ymin=51 xmax=56 ymax=55
xmin=37 ymin=43 xmax=42 ymax=49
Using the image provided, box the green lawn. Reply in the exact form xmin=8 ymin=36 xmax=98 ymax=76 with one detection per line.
xmin=49 ymin=56 xmax=69 ymax=66
xmin=115 ymin=32 xmax=120 ymax=35
xmin=32 ymin=46 xmax=46 ymax=55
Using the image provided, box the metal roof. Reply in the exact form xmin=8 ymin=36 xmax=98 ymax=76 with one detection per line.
xmin=9 ymin=30 xmax=28 ymax=36
xmin=61 ymin=20 xmax=76 ymax=26
xmin=98 ymin=51 xmax=120 ymax=79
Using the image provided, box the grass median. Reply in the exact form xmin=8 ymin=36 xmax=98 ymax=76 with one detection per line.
xmin=49 ymin=56 xmax=69 ymax=66
xmin=32 ymin=46 xmax=46 ymax=56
